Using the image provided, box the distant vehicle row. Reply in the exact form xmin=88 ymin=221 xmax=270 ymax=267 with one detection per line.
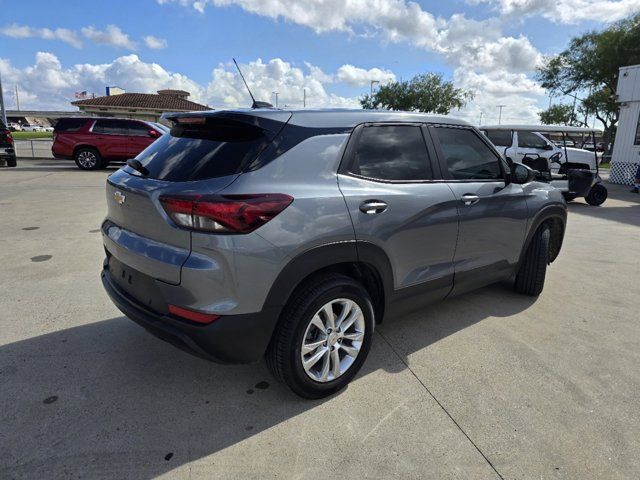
xmin=52 ymin=117 xmax=168 ymax=170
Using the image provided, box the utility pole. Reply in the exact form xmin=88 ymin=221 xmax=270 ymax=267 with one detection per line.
xmin=272 ymin=91 xmax=279 ymax=108
xmin=0 ymin=70 xmax=7 ymax=126
xmin=479 ymin=111 xmax=484 ymax=125
xmin=15 ymin=84 xmax=20 ymax=111
xmin=303 ymin=88 xmax=307 ymax=108
xmin=370 ymin=80 xmax=380 ymax=97
xmin=496 ymin=105 xmax=506 ymax=125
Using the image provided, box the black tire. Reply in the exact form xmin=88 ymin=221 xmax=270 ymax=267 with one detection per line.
xmin=514 ymin=226 xmax=550 ymax=296
xmin=585 ymin=184 xmax=607 ymax=206
xmin=74 ymin=147 xmax=102 ymax=170
xmin=562 ymin=192 xmax=577 ymax=202
xmin=7 ymin=156 xmax=17 ymax=167
xmin=266 ymin=274 xmax=375 ymax=399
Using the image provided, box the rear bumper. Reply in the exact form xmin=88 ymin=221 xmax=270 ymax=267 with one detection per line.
xmin=101 ymin=262 xmax=281 ymax=364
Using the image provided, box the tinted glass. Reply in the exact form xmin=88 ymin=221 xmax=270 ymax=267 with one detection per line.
xmin=435 ymin=128 xmax=502 ymax=180
xmin=93 ymin=119 xmax=129 ymax=135
xmin=350 ymin=125 xmax=431 ymax=181
xmin=517 ymin=131 xmax=547 ymax=149
xmin=483 ymin=129 xmax=512 ymax=147
xmin=127 ymin=121 xmax=151 ymax=136
xmin=135 ymin=117 xmax=270 ymax=181
xmin=54 ymin=118 xmax=88 ymax=132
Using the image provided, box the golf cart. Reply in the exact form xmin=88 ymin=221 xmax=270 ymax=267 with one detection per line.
xmin=480 ymin=125 xmax=607 ymax=206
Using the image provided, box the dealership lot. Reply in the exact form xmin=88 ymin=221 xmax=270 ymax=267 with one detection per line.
xmin=1 ymin=160 xmax=639 ymax=479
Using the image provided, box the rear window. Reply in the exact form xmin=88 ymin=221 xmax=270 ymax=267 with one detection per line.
xmin=133 ymin=117 xmax=271 ymax=181
xmin=54 ymin=118 xmax=88 ymax=132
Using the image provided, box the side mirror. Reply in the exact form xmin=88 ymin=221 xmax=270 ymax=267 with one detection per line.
xmin=543 ymin=144 xmax=554 ymax=151
xmin=149 ymin=130 xmax=160 ymax=138
xmin=510 ymin=162 xmax=535 ymax=185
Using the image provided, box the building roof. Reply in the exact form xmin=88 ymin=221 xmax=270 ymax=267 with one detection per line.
xmin=165 ymin=108 xmax=471 ymax=129
xmin=72 ymin=92 xmax=210 ymax=112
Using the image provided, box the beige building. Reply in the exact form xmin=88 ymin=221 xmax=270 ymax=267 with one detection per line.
xmin=71 ymin=89 xmax=210 ymax=123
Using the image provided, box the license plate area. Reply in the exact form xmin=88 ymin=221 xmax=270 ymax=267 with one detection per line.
xmin=108 ymin=254 xmax=168 ymax=315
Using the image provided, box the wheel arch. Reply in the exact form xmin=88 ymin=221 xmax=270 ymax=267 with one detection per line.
xmin=73 ymin=144 xmax=100 ymax=158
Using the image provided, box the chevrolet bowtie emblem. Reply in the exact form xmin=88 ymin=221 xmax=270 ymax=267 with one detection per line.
xmin=114 ymin=191 xmax=126 ymax=205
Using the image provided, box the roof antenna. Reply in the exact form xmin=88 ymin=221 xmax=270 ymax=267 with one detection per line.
xmin=233 ymin=58 xmax=273 ymax=109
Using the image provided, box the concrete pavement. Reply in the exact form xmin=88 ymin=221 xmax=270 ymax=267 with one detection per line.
xmin=1 ymin=159 xmax=639 ymax=479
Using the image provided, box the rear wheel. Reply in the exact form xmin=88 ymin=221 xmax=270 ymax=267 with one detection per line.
xmin=266 ymin=274 xmax=374 ymax=399
xmin=7 ymin=156 xmax=17 ymax=167
xmin=585 ymin=184 xmax=607 ymax=206
xmin=74 ymin=147 xmax=101 ymax=170
xmin=514 ymin=226 xmax=550 ymax=296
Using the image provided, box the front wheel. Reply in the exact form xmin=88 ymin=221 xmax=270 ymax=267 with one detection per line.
xmin=514 ymin=226 xmax=550 ymax=296
xmin=585 ymin=184 xmax=607 ymax=206
xmin=266 ymin=274 xmax=374 ymax=399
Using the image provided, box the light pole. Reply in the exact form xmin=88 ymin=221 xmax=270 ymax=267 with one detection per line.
xmin=496 ymin=105 xmax=506 ymax=125
xmin=479 ymin=111 xmax=484 ymax=125
xmin=303 ymin=88 xmax=307 ymax=108
xmin=0 ymin=70 xmax=7 ymax=126
xmin=272 ymin=91 xmax=279 ymax=108
xmin=370 ymin=80 xmax=380 ymax=96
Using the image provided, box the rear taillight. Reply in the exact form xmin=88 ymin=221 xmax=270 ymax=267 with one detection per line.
xmin=4 ymin=131 xmax=12 ymax=144
xmin=168 ymin=304 xmax=220 ymax=324
xmin=160 ymin=194 xmax=293 ymax=234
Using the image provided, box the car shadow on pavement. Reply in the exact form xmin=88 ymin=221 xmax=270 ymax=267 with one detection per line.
xmin=568 ymin=202 xmax=640 ymax=227
xmin=0 ymin=282 xmax=536 ymax=478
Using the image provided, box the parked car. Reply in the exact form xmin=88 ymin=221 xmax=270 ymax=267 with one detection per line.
xmin=0 ymin=121 xmax=17 ymax=167
xmin=481 ymin=125 xmax=607 ymax=205
xmin=101 ymin=109 xmax=567 ymax=398
xmin=21 ymin=124 xmax=45 ymax=132
xmin=52 ymin=117 xmax=165 ymax=170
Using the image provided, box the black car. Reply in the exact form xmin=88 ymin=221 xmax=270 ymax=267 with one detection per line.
xmin=0 ymin=121 xmax=17 ymax=167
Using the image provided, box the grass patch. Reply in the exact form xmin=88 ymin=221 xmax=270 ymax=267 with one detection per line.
xmin=11 ymin=131 xmax=53 ymax=140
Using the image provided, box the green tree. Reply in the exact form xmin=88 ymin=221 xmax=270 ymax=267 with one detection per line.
xmin=360 ymin=73 xmax=473 ymax=115
xmin=536 ymin=14 xmax=640 ymax=146
xmin=538 ymin=104 xmax=581 ymax=126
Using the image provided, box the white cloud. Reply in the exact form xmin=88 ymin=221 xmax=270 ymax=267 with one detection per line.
xmin=144 ymin=35 xmax=168 ymax=49
xmin=0 ymin=53 xmax=384 ymax=111
xmin=335 ymin=65 xmax=396 ymax=86
xmin=0 ymin=23 xmax=82 ymax=48
xmin=469 ymin=0 xmax=640 ymax=23
xmin=81 ymin=25 xmax=137 ymax=50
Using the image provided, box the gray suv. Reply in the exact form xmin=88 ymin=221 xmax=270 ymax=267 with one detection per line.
xmin=101 ymin=109 xmax=566 ymax=398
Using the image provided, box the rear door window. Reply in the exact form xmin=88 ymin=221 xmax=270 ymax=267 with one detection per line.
xmin=134 ymin=117 xmax=272 ymax=182
xmin=93 ymin=119 xmax=129 ymax=136
xmin=54 ymin=118 xmax=88 ymax=132
xmin=517 ymin=131 xmax=548 ymax=149
xmin=483 ymin=129 xmax=512 ymax=147
xmin=433 ymin=127 xmax=503 ymax=180
xmin=348 ymin=125 xmax=432 ymax=181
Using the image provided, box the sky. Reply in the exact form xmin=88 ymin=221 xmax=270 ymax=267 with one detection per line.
xmin=1 ymin=0 xmax=639 ymax=125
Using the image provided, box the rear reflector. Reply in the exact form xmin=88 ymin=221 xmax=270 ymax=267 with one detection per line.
xmin=168 ymin=304 xmax=220 ymax=324
xmin=160 ymin=194 xmax=293 ymax=234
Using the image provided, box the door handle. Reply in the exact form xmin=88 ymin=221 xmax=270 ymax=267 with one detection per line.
xmin=461 ymin=194 xmax=480 ymax=206
xmin=359 ymin=200 xmax=388 ymax=215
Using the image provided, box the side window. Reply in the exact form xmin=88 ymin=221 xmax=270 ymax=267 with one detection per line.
xmin=93 ymin=119 xmax=128 ymax=135
xmin=127 ymin=121 xmax=150 ymax=136
xmin=349 ymin=125 xmax=431 ymax=181
xmin=483 ymin=129 xmax=512 ymax=147
xmin=434 ymin=127 xmax=502 ymax=180
xmin=517 ymin=131 xmax=548 ymax=149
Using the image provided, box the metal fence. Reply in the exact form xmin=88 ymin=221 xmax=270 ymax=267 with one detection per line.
xmin=14 ymin=139 xmax=54 ymax=159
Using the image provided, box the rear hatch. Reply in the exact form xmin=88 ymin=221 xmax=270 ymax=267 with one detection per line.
xmin=103 ymin=110 xmax=291 ymax=285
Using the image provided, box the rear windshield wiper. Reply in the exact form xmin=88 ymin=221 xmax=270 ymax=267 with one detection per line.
xmin=126 ymin=158 xmax=149 ymax=176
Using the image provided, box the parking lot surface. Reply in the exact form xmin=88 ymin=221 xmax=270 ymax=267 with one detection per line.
xmin=1 ymin=159 xmax=639 ymax=479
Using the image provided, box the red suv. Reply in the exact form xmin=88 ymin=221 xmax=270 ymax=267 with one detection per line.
xmin=52 ymin=117 xmax=166 ymax=170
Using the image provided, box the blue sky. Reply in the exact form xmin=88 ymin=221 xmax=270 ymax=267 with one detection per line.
xmin=1 ymin=0 xmax=638 ymax=124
